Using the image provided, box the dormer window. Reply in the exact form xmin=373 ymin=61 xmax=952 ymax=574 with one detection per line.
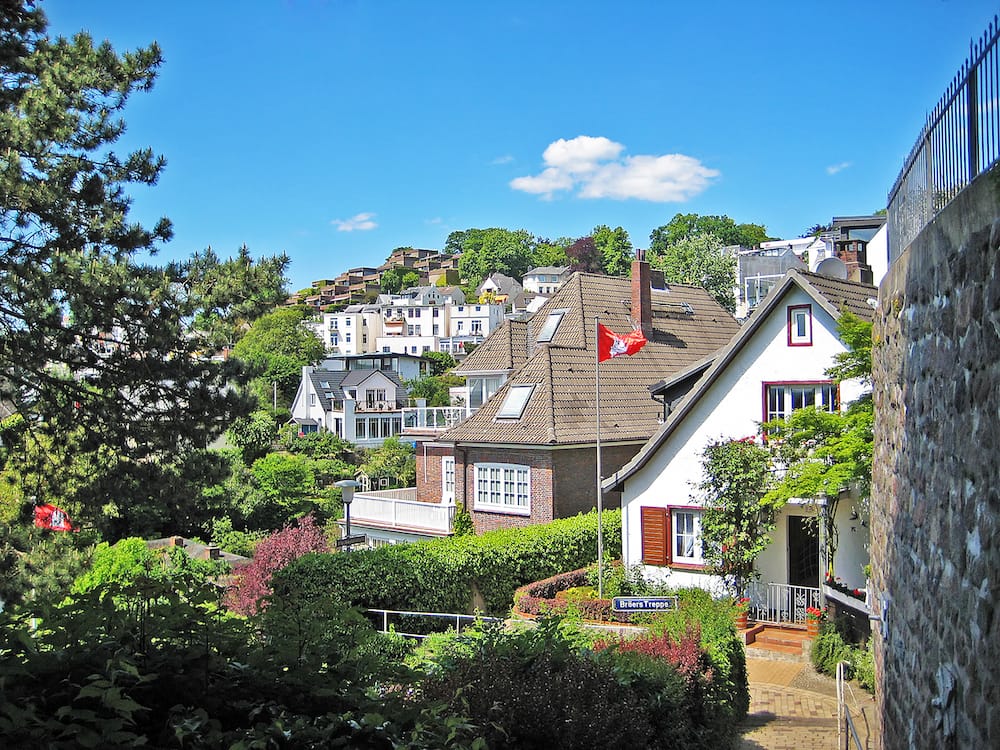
xmin=537 ymin=309 xmax=567 ymax=342
xmin=497 ymin=384 xmax=535 ymax=419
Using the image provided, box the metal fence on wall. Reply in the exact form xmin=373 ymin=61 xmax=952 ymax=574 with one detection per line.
xmin=888 ymin=15 xmax=1000 ymax=260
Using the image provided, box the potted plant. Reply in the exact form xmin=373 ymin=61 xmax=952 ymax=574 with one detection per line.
xmin=734 ymin=596 xmax=750 ymax=629
xmin=805 ymin=606 xmax=824 ymax=636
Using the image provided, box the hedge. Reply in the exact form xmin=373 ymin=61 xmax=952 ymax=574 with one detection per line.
xmin=272 ymin=509 xmax=621 ymax=616
xmin=512 ymin=567 xmax=633 ymax=623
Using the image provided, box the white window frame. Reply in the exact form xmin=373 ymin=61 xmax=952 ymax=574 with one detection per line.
xmin=764 ymin=381 xmax=838 ymax=422
xmin=442 ymin=456 xmax=456 ymax=502
xmin=474 ymin=463 xmax=530 ymax=515
xmin=787 ymin=304 xmax=812 ymax=346
xmin=671 ymin=508 xmax=704 ymax=565
xmin=497 ymin=384 xmax=535 ymax=419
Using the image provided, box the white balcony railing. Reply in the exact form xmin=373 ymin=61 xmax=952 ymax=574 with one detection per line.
xmin=401 ymin=406 xmax=469 ymax=433
xmin=345 ymin=488 xmax=455 ymax=534
xmin=747 ymin=582 xmax=822 ymax=627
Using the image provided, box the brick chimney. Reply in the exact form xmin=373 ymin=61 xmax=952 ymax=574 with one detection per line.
xmin=631 ymin=250 xmax=653 ymax=337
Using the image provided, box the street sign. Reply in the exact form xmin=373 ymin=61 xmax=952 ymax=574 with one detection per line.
xmin=336 ymin=534 xmax=367 ymax=549
xmin=612 ymin=596 xmax=680 ymax=612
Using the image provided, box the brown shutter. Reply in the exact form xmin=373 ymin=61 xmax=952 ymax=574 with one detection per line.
xmin=641 ymin=506 xmax=668 ymax=566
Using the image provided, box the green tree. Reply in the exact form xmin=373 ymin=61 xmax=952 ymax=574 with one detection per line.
xmin=400 ymin=270 xmax=420 ymax=290
xmin=423 ymin=351 xmax=457 ymax=376
xmin=592 ymin=224 xmax=634 ymax=277
xmin=533 ymin=236 xmax=571 ymax=268
xmin=406 ymin=374 xmax=463 ymax=407
xmin=457 ymin=228 xmax=538 ymax=288
xmin=650 ymin=213 xmax=770 ymax=249
xmin=226 ymin=409 xmax=279 ymax=463
xmin=232 ymin=308 xmax=325 ymax=408
xmin=0 ymin=3 xmax=257 ymax=470
xmin=698 ymin=438 xmax=777 ymax=597
xmin=185 ymin=244 xmax=290 ymax=351
xmin=647 ymin=233 xmax=737 ymax=313
xmin=380 ymin=266 xmax=405 ymax=295
xmin=358 ymin=436 xmax=416 ymax=488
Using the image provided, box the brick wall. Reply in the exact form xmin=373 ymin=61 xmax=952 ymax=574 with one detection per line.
xmin=872 ymin=166 xmax=1000 ymax=748
xmin=415 ymin=443 xmax=449 ymax=504
xmin=454 ymin=443 xmax=640 ymax=534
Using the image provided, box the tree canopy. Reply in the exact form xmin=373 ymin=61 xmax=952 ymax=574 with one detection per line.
xmin=647 ymin=233 xmax=737 ymax=313
xmin=650 ymin=213 xmax=770 ymax=249
xmin=0 ymin=3 xmax=293 ymax=534
xmin=592 ymin=224 xmax=634 ymax=277
xmin=456 ymin=228 xmax=539 ymax=288
xmin=231 ymin=308 xmax=326 ymax=408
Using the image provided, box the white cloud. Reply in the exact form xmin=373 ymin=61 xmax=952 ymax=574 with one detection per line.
xmin=491 ymin=154 xmax=514 ymax=165
xmin=332 ymin=212 xmax=377 ymax=232
xmin=511 ymin=135 xmax=717 ymax=202
xmin=826 ymin=161 xmax=852 ymax=175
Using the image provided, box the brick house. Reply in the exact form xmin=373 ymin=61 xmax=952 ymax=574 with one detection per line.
xmin=416 ymin=257 xmax=741 ymax=534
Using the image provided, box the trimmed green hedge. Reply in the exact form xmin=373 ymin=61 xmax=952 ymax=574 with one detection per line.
xmin=273 ymin=510 xmax=621 ymax=616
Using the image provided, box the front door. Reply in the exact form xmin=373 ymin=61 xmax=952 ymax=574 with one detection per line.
xmin=788 ymin=515 xmax=820 ymax=588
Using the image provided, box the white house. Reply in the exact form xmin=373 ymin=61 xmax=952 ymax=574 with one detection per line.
xmin=289 ymin=354 xmax=428 ymax=448
xmin=522 ymin=266 xmax=571 ymax=295
xmin=604 ymin=269 xmax=877 ymax=625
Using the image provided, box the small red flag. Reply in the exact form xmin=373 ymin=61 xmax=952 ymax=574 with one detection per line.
xmin=597 ymin=323 xmax=647 ymax=362
xmin=33 ymin=503 xmax=75 ymax=532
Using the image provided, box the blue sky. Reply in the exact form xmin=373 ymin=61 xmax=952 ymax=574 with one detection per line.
xmin=44 ymin=0 xmax=998 ymax=292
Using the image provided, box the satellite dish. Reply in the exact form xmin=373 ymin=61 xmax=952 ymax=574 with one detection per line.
xmin=815 ymin=257 xmax=848 ymax=280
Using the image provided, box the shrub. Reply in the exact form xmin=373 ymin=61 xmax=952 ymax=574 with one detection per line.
xmin=225 ymin=514 xmax=328 ymax=616
xmin=274 ymin=510 xmax=620 ymax=617
xmin=810 ymin=618 xmax=875 ymax=693
xmin=417 ymin=616 xmax=735 ymax=749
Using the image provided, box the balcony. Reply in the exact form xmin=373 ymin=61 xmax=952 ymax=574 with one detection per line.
xmin=401 ymin=406 xmax=470 ymax=435
xmin=344 ymin=488 xmax=455 ymax=536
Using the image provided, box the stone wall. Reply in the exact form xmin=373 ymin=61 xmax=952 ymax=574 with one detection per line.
xmin=872 ymin=166 xmax=1000 ymax=748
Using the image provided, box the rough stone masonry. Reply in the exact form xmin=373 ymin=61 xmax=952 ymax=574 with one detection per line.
xmin=872 ymin=165 xmax=1000 ymax=748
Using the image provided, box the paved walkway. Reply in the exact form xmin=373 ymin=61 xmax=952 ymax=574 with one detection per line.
xmin=738 ymin=658 xmax=878 ymax=749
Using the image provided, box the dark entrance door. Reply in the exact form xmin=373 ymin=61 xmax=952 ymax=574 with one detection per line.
xmin=787 ymin=515 xmax=820 ymax=588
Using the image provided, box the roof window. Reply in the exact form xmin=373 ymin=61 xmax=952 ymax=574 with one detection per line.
xmin=536 ymin=309 xmax=567 ymax=342
xmin=497 ymin=385 xmax=535 ymax=419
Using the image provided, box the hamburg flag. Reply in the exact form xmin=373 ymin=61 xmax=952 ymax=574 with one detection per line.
xmin=34 ymin=503 xmax=75 ymax=532
xmin=597 ymin=323 xmax=647 ymax=362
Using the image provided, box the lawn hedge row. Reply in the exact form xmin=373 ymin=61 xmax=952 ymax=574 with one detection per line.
xmin=273 ymin=509 xmax=622 ymax=616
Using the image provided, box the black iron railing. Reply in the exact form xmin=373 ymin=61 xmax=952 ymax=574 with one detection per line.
xmin=888 ymin=15 xmax=1000 ymax=260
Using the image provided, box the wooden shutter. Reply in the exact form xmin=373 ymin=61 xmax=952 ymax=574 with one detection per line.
xmin=640 ymin=506 xmax=669 ymax=566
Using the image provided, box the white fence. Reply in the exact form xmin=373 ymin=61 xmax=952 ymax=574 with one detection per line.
xmin=401 ymin=406 xmax=469 ymax=432
xmin=747 ymin=582 xmax=821 ymax=626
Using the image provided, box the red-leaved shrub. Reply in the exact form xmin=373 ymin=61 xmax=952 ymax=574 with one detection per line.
xmin=224 ymin=515 xmax=328 ymax=616
xmin=593 ymin=625 xmax=714 ymax=686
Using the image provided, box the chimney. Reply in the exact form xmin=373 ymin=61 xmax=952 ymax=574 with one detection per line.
xmin=631 ymin=250 xmax=653 ymax=337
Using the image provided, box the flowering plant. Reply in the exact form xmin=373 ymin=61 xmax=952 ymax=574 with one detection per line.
xmin=734 ymin=596 xmax=750 ymax=612
xmin=805 ymin=606 xmax=824 ymax=622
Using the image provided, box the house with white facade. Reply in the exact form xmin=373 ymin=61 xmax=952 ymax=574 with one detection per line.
xmin=288 ymin=353 xmax=429 ymax=448
xmin=604 ymin=269 xmax=877 ymax=626
xmin=522 ymin=266 xmax=571 ymax=295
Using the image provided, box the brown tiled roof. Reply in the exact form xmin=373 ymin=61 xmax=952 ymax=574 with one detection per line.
xmin=441 ymin=272 xmax=740 ymax=446
xmin=454 ymin=318 xmax=529 ymax=374
xmin=794 ymin=270 xmax=877 ymax=322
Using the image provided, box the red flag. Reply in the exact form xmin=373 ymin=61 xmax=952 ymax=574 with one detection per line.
xmin=33 ymin=503 xmax=75 ymax=532
xmin=597 ymin=323 xmax=647 ymax=362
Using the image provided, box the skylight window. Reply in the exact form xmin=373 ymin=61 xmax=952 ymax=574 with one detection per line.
xmin=537 ymin=309 xmax=567 ymax=342
xmin=497 ymin=385 xmax=535 ymax=419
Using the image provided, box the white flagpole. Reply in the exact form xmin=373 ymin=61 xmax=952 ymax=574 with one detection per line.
xmin=595 ymin=316 xmax=604 ymax=599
